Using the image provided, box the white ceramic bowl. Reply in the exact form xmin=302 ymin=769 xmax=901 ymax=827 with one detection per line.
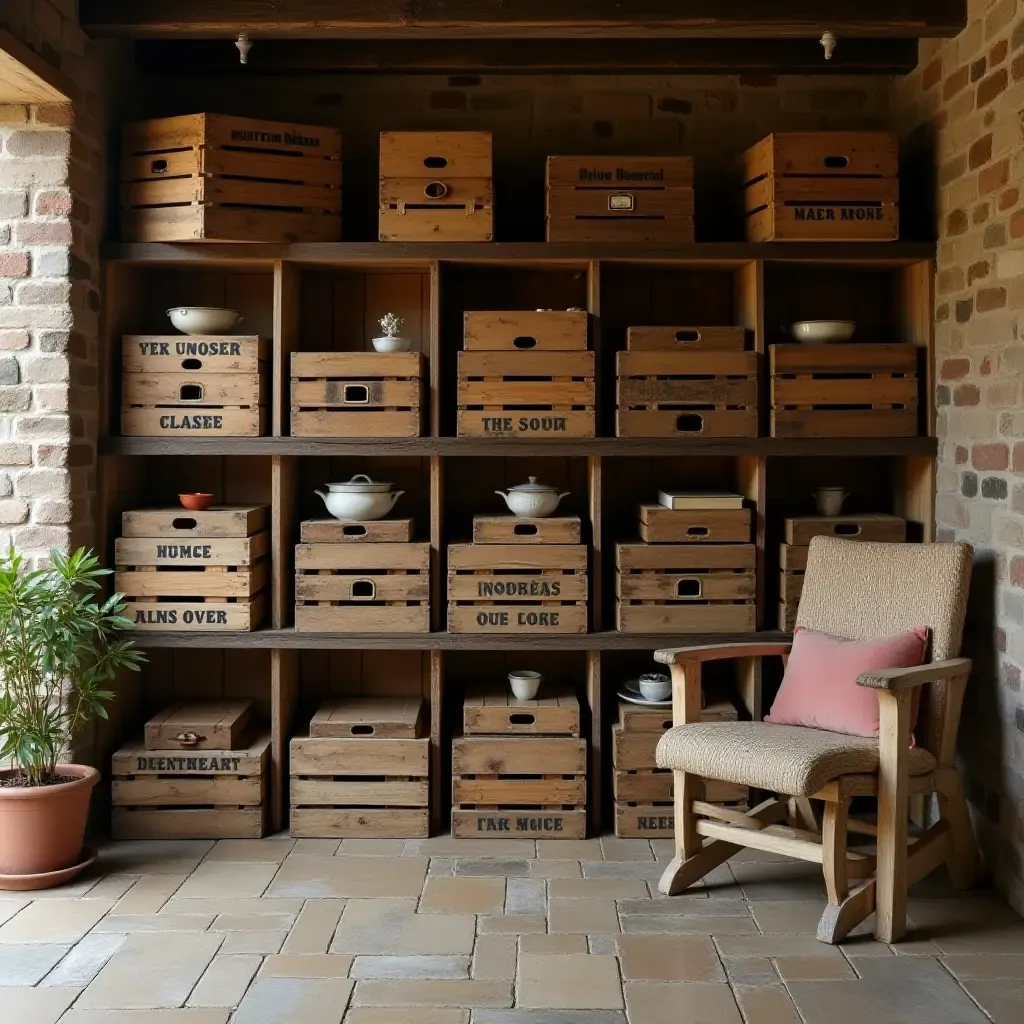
xmin=372 ymin=335 xmax=413 ymax=353
xmin=167 ymin=307 xmax=241 ymax=335
xmin=790 ymin=321 xmax=856 ymax=343
xmin=638 ymin=673 xmax=671 ymax=702
xmin=508 ymin=670 xmax=542 ymax=701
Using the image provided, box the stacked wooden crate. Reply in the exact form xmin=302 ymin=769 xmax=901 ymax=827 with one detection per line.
xmin=295 ymin=518 xmax=429 ymax=632
xmin=112 ymin=700 xmax=270 ymax=839
xmin=613 ymin=697 xmax=745 ymax=837
xmin=452 ymin=687 xmax=587 ymax=839
xmin=115 ymin=506 xmax=270 ymax=631
xmin=457 ymin=310 xmax=595 ymax=438
xmin=616 ymin=324 xmax=756 ymax=438
xmin=290 ymin=697 xmax=429 ymax=838
xmin=379 ymin=130 xmax=493 ymax=241
xmin=617 ymin=495 xmax=756 ymax=633
xmin=448 ymin=515 xmax=588 ymax=634
xmin=290 ymin=352 xmax=425 ymax=437
xmin=779 ymin=514 xmax=907 ymax=631
xmin=122 ymin=333 xmax=268 ymax=437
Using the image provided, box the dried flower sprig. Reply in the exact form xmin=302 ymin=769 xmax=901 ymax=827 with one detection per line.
xmin=379 ymin=313 xmax=405 ymax=337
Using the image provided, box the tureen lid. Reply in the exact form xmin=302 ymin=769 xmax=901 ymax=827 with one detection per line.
xmin=325 ymin=473 xmax=393 ymax=493
xmin=507 ymin=476 xmax=558 ymax=494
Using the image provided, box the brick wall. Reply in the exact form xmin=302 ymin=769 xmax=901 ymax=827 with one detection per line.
xmin=896 ymin=0 xmax=1024 ymax=915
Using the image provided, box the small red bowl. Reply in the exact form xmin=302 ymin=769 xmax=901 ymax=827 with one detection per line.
xmin=179 ymin=493 xmax=214 ymax=511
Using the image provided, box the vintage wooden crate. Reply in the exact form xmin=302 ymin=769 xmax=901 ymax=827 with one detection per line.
xmin=452 ymin=735 xmax=587 ymax=839
xmin=616 ymin=351 xmax=758 ymax=438
xmin=290 ymin=726 xmax=429 ymax=839
xmin=770 ymin=344 xmax=918 ymax=438
xmin=309 ymin=697 xmax=426 ymax=739
xmin=290 ymin=352 xmax=424 ymax=437
xmin=300 ymin=518 xmax=415 ymax=543
xmin=784 ymin=514 xmax=906 ymax=546
xmin=779 ymin=599 xmax=800 ymax=633
xmin=123 ymin=335 xmax=269 ymax=374
xmin=379 ymin=131 xmax=492 ymax=241
xmin=625 ymin=326 xmax=746 ymax=352
xmin=463 ymin=310 xmax=588 ymax=351
xmin=616 ymin=543 xmax=756 ymax=633
xmin=463 ymin=687 xmax=580 ymax=737
xmin=740 ymin=132 xmax=898 ymax=242
xmin=294 ymin=541 xmax=430 ymax=632
xmin=121 ymin=113 xmax=341 ymax=243
xmin=447 ymin=543 xmax=588 ymax=634
xmin=638 ymin=504 xmax=750 ymax=544
xmin=122 ymin=506 xmax=270 ymax=538
xmin=144 ymin=700 xmax=253 ymax=751
xmin=111 ymin=732 xmax=270 ymax=839
xmin=472 ymin=515 xmax=581 ymax=545
xmin=457 ymin=351 xmax=596 ymax=438
xmin=546 ymin=156 xmax=694 ymax=242
xmin=617 ymin=695 xmax=738 ymax=732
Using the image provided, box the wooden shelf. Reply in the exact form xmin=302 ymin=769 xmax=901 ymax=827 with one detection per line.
xmin=101 ymin=436 xmax=938 ymax=458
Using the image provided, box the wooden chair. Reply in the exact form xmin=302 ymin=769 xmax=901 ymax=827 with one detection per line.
xmin=654 ymin=536 xmax=979 ymax=943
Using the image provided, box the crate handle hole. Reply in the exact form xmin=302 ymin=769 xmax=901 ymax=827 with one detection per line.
xmin=674 ymin=330 xmax=700 ymax=342
xmin=675 ymin=413 xmax=705 ymax=433
xmin=342 ymin=524 xmax=367 ymax=537
xmin=171 ymin=517 xmax=198 ymax=530
xmin=150 ymin=158 xmax=169 ymax=174
xmin=343 ymin=384 xmax=369 ymax=404
xmin=686 ymin=526 xmax=709 ymax=537
xmin=834 ymin=524 xmax=862 ymax=536
xmin=513 ymin=523 xmax=539 ymax=536
xmin=661 ymin=719 xmax=672 ymax=730
xmin=423 ymin=156 xmax=448 ymax=169
xmin=513 ymin=336 xmax=537 ymax=349
xmin=181 ymin=358 xmax=203 ymax=370
xmin=676 ymin=578 xmax=702 ymax=597
xmin=350 ymin=724 xmax=375 ymax=735
xmin=350 ymin=579 xmax=376 ymax=599
xmin=423 ymin=180 xmax=449 ymax=199
xmin=174 ymin=731 xmax=200 ymax=747
xmin=824 ymin=155 xmax=850 ymax=169
xmin=178 ymin=383 xmax=203 ymax=402
xmin=509 ymin=714 xmax=537 ymax=725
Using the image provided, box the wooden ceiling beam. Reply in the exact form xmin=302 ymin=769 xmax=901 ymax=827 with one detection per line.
xmin=134 ymin=37 xmax=921 ymax=76
xmin=0 ymin=28 xmax=74 ymax=102
xmin=81 ymin=0 xmax=966 ymax=40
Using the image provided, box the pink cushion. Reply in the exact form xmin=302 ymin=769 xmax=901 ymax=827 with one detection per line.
xmin=765 ymin=625 xmax=929 ymax=738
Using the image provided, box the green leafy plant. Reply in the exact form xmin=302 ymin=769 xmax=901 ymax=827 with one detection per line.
xmin=0 ymin=547 xmax=144 ymax=787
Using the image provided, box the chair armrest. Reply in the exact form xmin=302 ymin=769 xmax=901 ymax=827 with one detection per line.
xmin=655 ymin=642 xmax=792 ymax=666
xmin=856 ymin=657 xmax=972 ymax=693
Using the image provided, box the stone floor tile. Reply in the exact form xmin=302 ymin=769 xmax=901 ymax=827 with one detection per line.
xmin=0 ymin=899 xmax=29 ymax=926
xmin=519 ymin=934 xmax=587 ymax=954
xmin=472 ymin=1013 xmax=626 ymax=1024
xmin=61 ymin=1012 xmax=230 ymax=1023
xmin=600 ymin=838 xmax=654 ymax=861
xmin=536 ymin=839 xmax=605 ymax=860
xmin=621 ymin=915 xmax=757 ymax=935
xmin=0 ymin=985 xmax=78 ymax=1023
xmin=20 ymin=878 xmax=99 ymax=900
xmin=582 ymin=861 xmax=665 ymax=881
xmin=76 ymin=931 xmax=223 ymax=1009
xmin=716 ymin=935 xmax=844 ymax=958
xmin=40 ymin=933 xmax=124 ymax=987
xmin=231 ymin=976 xmax=354 ymax=1024
xmin=529 ymin=860 xmax=581 ymax=879
xmin=429 ymin=858 xmax=458 ymax=876
xmin=958 ymin=979 xmax=1024 ymax=1024
xmin=269 ymin=856 xmax=427 ymax=899
xmin=0 ymin=944 xmax=69 ymax=985
xmin=548 ymin=897 xmax=619 ymax=934
xmin=478 ymin=915 xmax=546 ymax=935
xmin=624 ymin=982 xmax=742 ymax=1024
xmin=93 ymin=914 xmax=214 ymax=932
xmin=907 ymin=897 xmax=1024 ymax=954
xmin=548 ymin=877 xmax=648 ymax=899
xmin=212 ymin=912 xmax=296 ymax=931
xmin=280 ymin=901 xmax=344 ymax=954
xmin=204 ymin=839 xmax=294 ymax=862
xmin=728 ymin=862 xmax=827 ymax=902
xmin=219 ymin=929 xmax=287 ymax=954
xmin=260 ymin=954 xmax=352 ymax=978
xmin=345 ymin=1010 xmax=468 ymax=1024
xmin=95 ymin=840 xmax=215 ymax=875
xmin=650 ymin=839 xmax=676 ymax=861
xmin=331 ymin=899 xmax=475 ymax=955
xmin=108 ymin=874 xmax=187 ymax=915
xmin=80 ymin=875 xmax=138 ymax=901
xmin=721 ymin=956 xmax=779 ymax=987
xmin=747 ymin=900 xmax=890 ymax=953
xmin=336 ymin=839 xmax=409 ymax=857
xmin=619 ymin=897 xmax=749 ymax=917
xmin=0 ymin=898 xmax=113 ymax=944
xmin=518 ymin=953 xmax=623 ymax=1009
xmin=187 ymin=953 xmax=261 ymax=1007
xmin=420 ymin=877 xmax=506 ymax=914
xmin=588 ymin=934 xmax=619 ymax=954
xmin=504 ymin=878 xmax=546 ymax=915
xmin=734 ymin=985 xmax=802 ymax=1024
xmin=174 ymin=862 xmax=277 ymax=900
xmin=941 ymin=953 xmax=1024 ymax=978
xmin=404 ymin=838 xmax=536 ymax=858
xmin=351 ymin=956 xmax=470 ymax=979
xmin=162 ymin=897 xmax=305 ymax=917
xmin=617 ymin=934 xmax=725 ymax=982
xmin=456 ymin=860 xmax=530 ymax=878
xmin=472 ymin=935 xmax=516 ymax=980
xmin=289 ymin=839 xmax=341 ymax=857
xmin=352 ymin=979 xmax=512 ymax=1007
xmin=773 ymin=955 xmax=857 ymax=980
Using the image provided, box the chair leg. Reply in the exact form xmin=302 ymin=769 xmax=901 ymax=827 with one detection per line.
xmin=936 ymin=769 xmax=979 ymax=890
xmin=822 ymin=797 xmax=849 ymax=905
xmin=875 ymin=691 xmax=910 ymax=943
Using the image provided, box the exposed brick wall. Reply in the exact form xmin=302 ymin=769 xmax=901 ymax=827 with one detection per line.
xmin=896 ymin=0 xmax=1024 ymax=915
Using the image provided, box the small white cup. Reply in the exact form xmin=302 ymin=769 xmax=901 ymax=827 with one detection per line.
xmin=509 ymin=670 xmax=542 ymax=701
xmin=638 ymin=673 xmax=670 ymax=702
xmin=813 ymin=487 xmax=848 ymax=517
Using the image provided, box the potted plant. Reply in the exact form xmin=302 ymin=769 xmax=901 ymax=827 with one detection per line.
xmin=0 ymin=547 xmax=143 ymax=888
xmin=372 ymin=312 xmax=412 ymax=353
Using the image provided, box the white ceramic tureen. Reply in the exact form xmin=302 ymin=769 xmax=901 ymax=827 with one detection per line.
xmin=495 ymin=477 xmax=569 ymax=519
xmin=315 ymin=474 xmax=404 ymax=521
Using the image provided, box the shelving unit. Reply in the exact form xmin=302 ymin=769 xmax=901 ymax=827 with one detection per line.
xmin=98 ymin=241 xmax=936 ymax=836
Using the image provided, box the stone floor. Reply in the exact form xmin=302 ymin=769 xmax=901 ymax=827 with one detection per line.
xmin=0 ymin=835 xmax=1022 ymax=1023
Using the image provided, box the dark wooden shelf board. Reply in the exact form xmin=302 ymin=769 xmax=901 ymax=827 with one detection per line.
xmin=101 ymin=436 xmax=938 ymax=458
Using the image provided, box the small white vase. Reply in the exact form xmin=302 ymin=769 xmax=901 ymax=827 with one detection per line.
xmin=508 ymin=670 xmax=542 ymax=701
xmin=372 ymin=335 xmax=413 ymax=353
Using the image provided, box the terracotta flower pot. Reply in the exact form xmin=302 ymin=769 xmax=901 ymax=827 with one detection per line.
xmin=0 ymin=765 xmax=99 ymax=879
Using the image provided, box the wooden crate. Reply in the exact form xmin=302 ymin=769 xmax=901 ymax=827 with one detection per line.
xmin=616 ymin=351 xmax=758 ymax=438
xmin=309 ymin=697 xmax=426 ymax=739
xmin=121 ymin=113 xmax=341 ymax=243
xmin=463 ymin=687 xmax=580 ymax=737
xmin=463 ymin=310 xmax=588 ymax=351
xmin=122 ymin=506 xmax=270 ymax=538
xmin=779 ymin=542 xmax=810 ymax=572
xmin=379 ymin=131 xmax=492 ymax=242
xmin=452 ymin=735 xmax=586 ymax=839
xmin=779 ymin=568 xmax=805 ymax=606
xmin=546 ymin=156 xmax=694 ymax=242
xmin=144 ymin=700 xmax=253 ymax=751
xmin=300 ymin=518 xmax=415 ymax=543
xmin=638 ymin=505 xmax=750 ymax=544
xmin=457 ymin=351 xmax=595 ymax=438
xmin=616 ymin=543 xmax=756 ymax=633
xmin=472 ymin=515 xmax=581 ymax=545
xmin=294 ymin=542 xmax=430 ymax=632
xmin=290 ymin=352 xmax=424 ymax=438
xmin=770 ymin=344 xmax=918 ymax=438
xmin=740 ymin=132 xmax=898 ymax=242
xmin=290 ymin=730 xmax=429 ymax=839
xmin=784 ymin=514 xmax=907 ymax=546
xmin=122 ymin=335 xmax=269 ymax=374
xmin=779 ymin=599 xmax=799 ymax=632
xmin=447 ymin=543 xmax=588 ymax=634
xmin=617 ymin=695 xmax=738 ymax=732
xmin=111 ymin=732 xmax=269 ymax=839
xmin=626 ymin=326 xmax=746 ymax=352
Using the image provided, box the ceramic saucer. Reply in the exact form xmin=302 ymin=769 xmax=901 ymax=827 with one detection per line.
xmin=0 ymin=844 xmax=98 ymax=892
